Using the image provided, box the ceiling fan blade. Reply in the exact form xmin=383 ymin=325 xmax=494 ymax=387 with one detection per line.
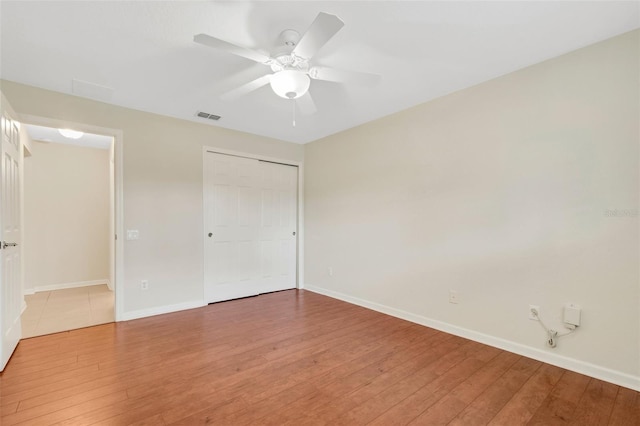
xmin=220 ymin=74 xmax=272 ymax=101
xmin=292 ymin=12 xmax=344 ymax=59
xmin=297 ymin=92 xmax=317 ymax=115
xmin=309 ymin=66 xmax=380 ymax=86
xmin=194 ymin=34 xmax=272 ymax=64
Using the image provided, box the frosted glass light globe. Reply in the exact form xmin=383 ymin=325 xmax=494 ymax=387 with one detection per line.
xmin=270 ymin=70 xmax=310 ymax=99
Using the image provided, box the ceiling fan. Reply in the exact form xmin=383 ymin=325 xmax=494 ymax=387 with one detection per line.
xmin=194 ymin=12 xmax=379 ymax=116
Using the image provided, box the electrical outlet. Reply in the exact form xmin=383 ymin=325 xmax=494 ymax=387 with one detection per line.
xmin=449 ymin=290 xmax=459 ymax=304
xmin=529 ymin=304 xmax=540 ymax=321
xmin=141 ymin=280 xmax=149 ymax=290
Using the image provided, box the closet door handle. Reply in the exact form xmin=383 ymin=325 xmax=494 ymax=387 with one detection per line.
xmin=1 ymin=242 xmax=18 ymax=249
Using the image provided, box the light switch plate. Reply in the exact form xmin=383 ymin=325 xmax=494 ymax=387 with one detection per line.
xmin=126 ymin=229 xmax=140 ymax=240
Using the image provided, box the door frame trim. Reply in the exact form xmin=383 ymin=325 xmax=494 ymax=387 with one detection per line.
xmin=202 ymin=146 xmax=305 ymax=299
xmin=18 ymin=114 xmax=125 ymax=321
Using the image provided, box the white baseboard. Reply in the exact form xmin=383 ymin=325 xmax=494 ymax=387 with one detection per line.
xmin=33 ymin=279 xmax=110 ymax=293
xmin=122 ymin=300 xmax=207 ymax=322
xmin=304 ymin=284 xmax=640 ymax=392
xmin=106 ymin=279 xmax=113 ymax=291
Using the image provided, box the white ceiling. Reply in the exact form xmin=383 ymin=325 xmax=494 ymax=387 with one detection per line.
xmin=1 ymin=2 xmax=638 ymax=144
xmin=25 ymin=124 xmax=113 ymax=150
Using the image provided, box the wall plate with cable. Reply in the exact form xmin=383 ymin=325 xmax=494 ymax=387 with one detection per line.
xmin=529 ymin=305 xmax=540 ymax=320
xmin=564 ymin=303 xmax=581 ymax=327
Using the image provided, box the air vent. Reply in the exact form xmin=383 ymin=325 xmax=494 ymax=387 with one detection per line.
xmin=196 ymin=111 xmax=221 ymax=121
xmin=72 ymin=79 xmax=114 ymax=102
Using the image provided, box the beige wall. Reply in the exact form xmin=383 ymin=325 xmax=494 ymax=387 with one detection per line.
xmin=24 ymin=142 xmax=110 ymax=291
xmin=304 ymin=30 xmax=639 ymax=384
xmin=1 ymin=80 xmax=304 ymax=315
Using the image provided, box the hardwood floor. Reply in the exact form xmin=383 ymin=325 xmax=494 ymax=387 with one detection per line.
xmin=0 ymin=290 xmax=637 ymax=425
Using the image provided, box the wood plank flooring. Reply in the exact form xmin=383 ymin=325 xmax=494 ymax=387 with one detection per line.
xmin=0 ymin=289 xmax=637 ymax=425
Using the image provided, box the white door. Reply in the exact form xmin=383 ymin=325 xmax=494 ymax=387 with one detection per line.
xmin=204 ymin=153 xmax=261 ymax=302
xmin=0 ymin=93 xmax=23 ymax=371
xmin=257 ymin=161 xmax=297 ymax=294
xmin=204 ymin=152 xmax=297 ymax=303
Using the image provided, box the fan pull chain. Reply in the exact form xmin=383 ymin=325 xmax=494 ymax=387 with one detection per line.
xmin=292 ymin=98 xmax=296 ymax=127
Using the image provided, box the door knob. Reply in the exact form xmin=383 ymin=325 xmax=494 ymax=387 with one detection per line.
xmin=208 ymin=233 xmax=213 ymax=237
xmin=292 ymin=231 xmax=296 ymax=236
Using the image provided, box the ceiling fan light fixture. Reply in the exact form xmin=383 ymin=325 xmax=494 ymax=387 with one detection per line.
xmin=270 ymin=70 xmax=310 ymax=99
xmin=58 ymin=128 xmax=84 ymax=139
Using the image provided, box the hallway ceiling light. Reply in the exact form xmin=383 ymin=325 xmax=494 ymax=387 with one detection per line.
xmin=58 ymin=128 xmax=84 ymax=139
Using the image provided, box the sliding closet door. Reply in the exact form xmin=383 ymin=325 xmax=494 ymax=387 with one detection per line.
xmin=204 ymin=153 xmax=260 ymax=303
xmin=204 ymin=152 xmax=297 ymax=304
xmin=257 ymin=161 xmax=298 ymax=294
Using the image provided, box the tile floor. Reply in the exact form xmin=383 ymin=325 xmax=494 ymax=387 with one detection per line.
xmin=21 ymin=284 xmax=114 ymax=338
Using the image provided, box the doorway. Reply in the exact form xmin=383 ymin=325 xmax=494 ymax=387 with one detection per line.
xmin=20 ymin=123 xmax=118 ymax=337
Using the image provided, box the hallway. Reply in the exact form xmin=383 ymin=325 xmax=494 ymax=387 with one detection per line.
xmin=20 ymin=284 xmax=114 ymax=338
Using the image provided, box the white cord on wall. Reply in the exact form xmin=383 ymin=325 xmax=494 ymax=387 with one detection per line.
xmin=530 ymin=307 xmax=577 ymax=348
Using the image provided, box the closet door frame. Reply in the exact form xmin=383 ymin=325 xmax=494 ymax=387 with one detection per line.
xmin=202 ymin=146 xmax=304 ymax=301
